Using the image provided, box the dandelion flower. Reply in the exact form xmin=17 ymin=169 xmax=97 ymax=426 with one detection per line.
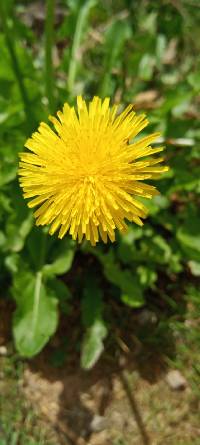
xmin=19 ymin=96 xmax=168 ymax=245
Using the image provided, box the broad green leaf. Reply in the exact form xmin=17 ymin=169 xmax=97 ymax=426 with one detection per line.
xmin=4 ymin=184 xmax=33 ymax=252
xmin=26 ymin=228 xmax=49 ymax=270
xmin=117 ymin=226 xmax=144 ymax=264
xmin=5 ymin=252 xmax=20 ymax=274
xmin=5 ymin=211 xmax=33 ymax=252
xmin=81 ymin=319 xmax=107 ymax=370
xmin=94 ymin=250 xmax=145 ymax=308
xmin=177 ymin=212 xmax=200 ymax=262
xmin=81 ymin=276 xmax=104 ymax=327
xmin=188 ymin=261 xmax=200 ymax=276
xmin=48 ymin=277 xmax=71 ymax=314
xmin=5 ymin=213 xmax=33 ymax=253
xmin=150 ymin=235 xmax=172 ymax=262
xmin=117 ymin=241 xmax=143 ymax=264
xmin=12 ymin=271 xmax=58 ymax=357
xmin=43 ymin=239 xmax=75 ymax=277
xmin=120 ymin=275 xmax=145 ymax=307
xmin=81 ymin=277 xmax=107 ymax=369
xmin=139 ymin=235 xmax=172 ymax=266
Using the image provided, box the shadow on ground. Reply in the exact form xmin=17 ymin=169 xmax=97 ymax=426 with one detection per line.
xmin=24 ymin=299 xmax=178 ymax=445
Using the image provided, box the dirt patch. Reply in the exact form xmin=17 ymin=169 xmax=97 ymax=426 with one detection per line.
xmin=0 ymin=299 xmax=14 ymax=345
xmin=1 ymin=293 xmax=200 ymax=444
xmin=22 ymin=348 xmax=200 ymax=445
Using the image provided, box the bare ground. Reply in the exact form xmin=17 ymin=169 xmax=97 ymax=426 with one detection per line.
xmin=1 ymin=297 xmax=200 ymax=445
xmin=21 ymin=349 xmax=200 ymax=445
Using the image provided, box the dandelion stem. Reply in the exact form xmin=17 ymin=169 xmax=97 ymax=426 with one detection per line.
xmin=31 ymin=271 xmax=42 ymax=337
xmin=67 ymin=0 xmax=95 ymax=96
xmin=45 ymin=0 xmax=55 ymax=113
xmin=0 ymin=2 xmax=33 ymax=129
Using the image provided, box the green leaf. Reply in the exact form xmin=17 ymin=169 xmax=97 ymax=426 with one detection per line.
xmin=177 ymin=211 xmax=200 ymax=262
xmin=137 ymin=265 xmax=157 ymax=288
xmin=48 ymin=277 xmax=71 ymax=314
xmin=138 ymin=53 xmax=155 ymax=81
xmin=188 ymin=71 xmax=200 ymax=93
xmin=151 ymin=235 xmax=172 ymax=262
xmin=5 ymin=211 xmax=33 ymax=253
xmin=117 ymin=226 xmax=143 ymax=264
xmin=120 ymin=275 xmax=145 ymax=307
xmin=0 ymin=160 xmax=17 ymax=186
xmin=156 ymin=34 xmax=166 ymax=66
xmin=0 ymin=230 xmax=6 ymax=249
xmin=81 ymin=276 xmax=103 ymax=327
xmin=99 ymin=19 xmax=131 ymax=96
xmin=81 ymin=277 xmax=107 ymax=369
xmin=4 ymin=185 xmax=33 ymax=252
xmin=12 ymin=270 xmax=58 ymax=357
xmin=188 ymin=261 xmax=200 ymax=276
xmin=81 ymin=319 xmax=107 ymax=370
xmin=42 ymin=239 xmax=75 ymax=277
xmin=138 ymin=235 xmax=172 ymax=266
xmin=5 ymin=252 xmax=20 ymax=274
xmin=94 ymin=250 xmax=145 ymax=308
xmin=26 ymin=228 xmax=49 ymax=270
xmin=139 ymin=195 xmax=170 ymax=215
xmin=6 ymin=213 xmax=33 ymax=252
xmin=159 ymin=88 xmax=193 ymax=116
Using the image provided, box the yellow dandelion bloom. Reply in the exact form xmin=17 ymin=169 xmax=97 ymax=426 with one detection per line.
xmin=19 ymin=96 xmax=168 ymax=246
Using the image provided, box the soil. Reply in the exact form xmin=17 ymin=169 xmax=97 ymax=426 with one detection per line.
xmin=21 ymin=351 xmax=199 ymax=445
xmin=1 ymin=299 xmax=200 ymax=445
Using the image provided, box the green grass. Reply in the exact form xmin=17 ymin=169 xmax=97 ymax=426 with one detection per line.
xmin=0 ymin=355 xmax=54 ymax=445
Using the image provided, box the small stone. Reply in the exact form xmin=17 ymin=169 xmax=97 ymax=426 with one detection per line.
xmin=0 ymin=346 xmax=7 ymax=356
xmin=90 ymin=415 xmax=107 ymax=433
xmin=166 ymin=370 xmax=187 ymax=390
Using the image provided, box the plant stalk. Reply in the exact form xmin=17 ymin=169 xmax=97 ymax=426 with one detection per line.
xmin=0 ymin=2 xmax=33 ymax=129
xmin=67 ymin=0 xmax=95 ymax=96
xmin=45 ymin=0 xmax=55 ymax=113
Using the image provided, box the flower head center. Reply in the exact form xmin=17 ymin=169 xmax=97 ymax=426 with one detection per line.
xmin=84 ymin=174 xmax=96 ymax=184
